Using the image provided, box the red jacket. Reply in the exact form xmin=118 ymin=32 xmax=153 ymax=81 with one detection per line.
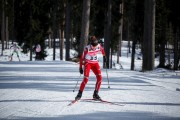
xmin=79 ymin=44 xmax=105 ymax=68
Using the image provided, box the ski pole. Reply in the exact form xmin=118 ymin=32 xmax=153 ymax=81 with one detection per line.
xmin=105 ymin=63 xmax=110 ymax=89
xmin=73 ymin=74 xmax=81 ymax=92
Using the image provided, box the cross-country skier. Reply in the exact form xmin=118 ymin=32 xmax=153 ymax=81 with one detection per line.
xmin=10 ymin=43 xmax=21 ymax=61
xmin=75 ymin=36 xmax=106 ymax=100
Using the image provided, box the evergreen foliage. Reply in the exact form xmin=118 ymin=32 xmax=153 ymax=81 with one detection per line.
xmin=1 ymin=0 xmax=179 ymax=70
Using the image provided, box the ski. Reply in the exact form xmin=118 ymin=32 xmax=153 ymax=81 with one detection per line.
xmin=68 ymin=99 xmax=79 ymax=106
xmin=68 ymin=98 xmax=125 ymax=106
xmin=98 ymin=99 xmax=124 ymax=106
xmin=81 ymin=98 xmax=125 ymax=106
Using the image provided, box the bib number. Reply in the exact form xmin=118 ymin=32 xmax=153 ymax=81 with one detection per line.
xmin=90 ymin=56 xmax=97 ymax=60
xmin=86 ymin=55 xmax=97 ymax=61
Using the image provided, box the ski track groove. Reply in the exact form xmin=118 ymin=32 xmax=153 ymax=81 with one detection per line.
xmin=1 ymin=60 xmax=180 ymax=119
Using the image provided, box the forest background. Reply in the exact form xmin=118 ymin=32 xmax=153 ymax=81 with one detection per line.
xmin=0 ymin=0 xmax=180 ymax=71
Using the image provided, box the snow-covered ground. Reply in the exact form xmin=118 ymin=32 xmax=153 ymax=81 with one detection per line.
xmin=0 ymin=42 xmax=180 ymax=120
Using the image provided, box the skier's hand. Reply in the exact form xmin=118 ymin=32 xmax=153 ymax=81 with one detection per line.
xmin=103 ymin=56 xmax=106 ymax=63
xmin=79 ymin=68 xmax=83 ymax=74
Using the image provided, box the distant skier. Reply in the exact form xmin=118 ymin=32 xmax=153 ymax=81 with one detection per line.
xmin=10 ymin=43 xmax=21 ymax=61
xmin=75 ymin=36 xmax=106 ymax=100
xmin=34 ymin=44 xmax=41 ymax=60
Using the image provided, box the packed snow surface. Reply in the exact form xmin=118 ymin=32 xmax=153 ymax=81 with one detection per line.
xmin=0 ymin=42 xmax=180 ymax=120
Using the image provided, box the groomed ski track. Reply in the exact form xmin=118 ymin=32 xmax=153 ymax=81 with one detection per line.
xmin=0 ymin=61 xmax=180 ymax=120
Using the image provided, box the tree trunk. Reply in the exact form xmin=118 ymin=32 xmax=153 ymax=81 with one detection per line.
xmin=59 ymin=29 xmax=61 ymax=59
xmin=131 ymin=40 xmax=137 ymax=70
xmin=159 ymin=29 xmax=166 ymax=67
xmin=126 ymin=20 xmax=130 ymax=58
xmin=29 ymin=3 xmax=33 ymax=61
xmin=117 ymin=0 xmax=123 ymax=64
xmin=60 ymin=29 xmax=64 ymax=60
xmin=174 ymin=29 xmax=179 ymax=70
xmin=65 ymin=0 xmax=71 ymax=61
xmin=104 ymin=0 xmax=112 ymax=69
xmin=30 ymin=40 xmax=32 ymax=61
xmin=48 ymin=34 xmax=52 ymax=48
xmin=5 ymin=16 xmax=9 ymax=49
xmin=60 ymin=2 xmax=65 ymax=61
xmin=158 ymin=9 xmax=167 ymax=68
xmin=12 ymin=0 xmax=15 ymax=45
xmin=52 ymin=0 xmax=57 ymax=60
xmin=110 ymin=51 xmax=112 ymax=69
xmin=142 ymin=0 xmax=155 ymax=71
xmin=1 ymin=0 xmax=5 ymax=55
xmin=79 ymin=0 xmax=91 ymax=57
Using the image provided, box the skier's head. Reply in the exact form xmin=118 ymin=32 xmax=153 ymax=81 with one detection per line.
xmin=90 ymin=36 xmax=98 ymax=47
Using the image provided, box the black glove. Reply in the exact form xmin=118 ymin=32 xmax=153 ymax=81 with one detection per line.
xmin=79 ymin=68 xmax=83 ymax=74
xmin=103 ymin=56 xmax=106 ymax=63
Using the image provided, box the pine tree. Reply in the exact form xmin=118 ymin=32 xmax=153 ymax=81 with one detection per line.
xmin=142 ymin=0 xmax=156 ymax=71
xmin=79 ymin=0 xmax=91 ymax=56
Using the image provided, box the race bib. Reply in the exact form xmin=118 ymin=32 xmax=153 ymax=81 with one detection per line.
xmin=85 ymin=55 xmax=97 ymax=61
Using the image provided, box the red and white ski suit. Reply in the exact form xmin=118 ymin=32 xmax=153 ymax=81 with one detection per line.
xmin=79 ymin=44 xmax=105 ymax=92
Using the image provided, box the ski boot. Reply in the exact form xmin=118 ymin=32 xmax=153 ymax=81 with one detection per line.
xmin=93 ymin=90 xmax=101 ymax=100
xmin=75 ymin=90 xmax=82 ymax=100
